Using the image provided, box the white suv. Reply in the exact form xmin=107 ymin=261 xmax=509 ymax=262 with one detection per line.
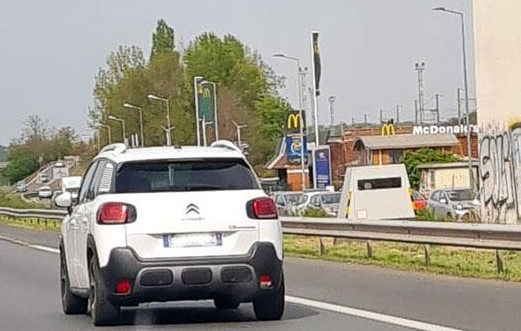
xmin=56 ymin=141 xmax=284 ymax=326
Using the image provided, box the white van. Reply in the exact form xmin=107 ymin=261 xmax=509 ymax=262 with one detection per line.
xmin=338 ymin=164 xmax=415 ymax=220
xmin=60 ymin=176 xmax=82 ymax=200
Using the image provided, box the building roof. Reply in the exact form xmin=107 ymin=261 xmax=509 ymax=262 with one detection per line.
xmin=354 ymin=134 xmax=459 ymax=150
xmin=416 ymin=161 xmax=479 ymax=169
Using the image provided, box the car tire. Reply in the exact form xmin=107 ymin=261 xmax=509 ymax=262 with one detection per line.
xmin=214 ymin=297 xmax=240 ymax=310
xmin=88 ymin=255 xmax=121 ymax=326
xmin=253 ymin=274 xmax=285 ymax=321
xmin=60 ymin=249 xmax=88 ymax=315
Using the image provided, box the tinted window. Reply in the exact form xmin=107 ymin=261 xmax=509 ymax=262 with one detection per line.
xmin=357 ymin=177 xmax=402 ymax=191
xmin=115 ymin=159 xmax=259 ymax=193
xmin=322 ymin=193 xmax=341 ymax=204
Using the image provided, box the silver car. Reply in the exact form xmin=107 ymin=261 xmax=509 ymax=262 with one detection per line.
xmin=427 ymin=188 xmax=480 ymax=221
xmin=294 ymin=191 xmax=341 ymax=217
xmin=272 ymin=192 xmax=306 ymax=216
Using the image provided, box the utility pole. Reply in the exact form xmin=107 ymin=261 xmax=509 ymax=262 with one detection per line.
xmin=415 ymin=62 xmax=426 ymax=125
xmin=379 ymin=109 xmax=383 ymax=124
xmin=351 ymin=117 xmax=355 ymax=125
xmin=435 ymin=93 xmax=440 ymax=124
xmin=396 ymin=105 xmax=401 ymax=124
xmin=414 ymin=99 xmax=419 ymax=124
xmin=364 ymin=114 xmax=368 ymax=124
xmin=328 ymin=96 xmax=336 ymax=126
xmin=457 ymin=88 xmax=462 ymax=124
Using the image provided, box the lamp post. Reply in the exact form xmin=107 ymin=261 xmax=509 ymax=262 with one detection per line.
xmin=123 ymin=103 xmax=144 ymax=147
xmin=200 ymin=80 xmax=219 ymax=141
xmin=96 ymin=123 xmax=111 ymax=145
xmin=432 ymin=7 xmax=473 ymax=192
xmin=148 ymin=94 xmax=171 ymax=146
xmin=274 ymin=53 xmax=307 ymax=191
xmin=107 ymin=115 xmax=126 ymax=143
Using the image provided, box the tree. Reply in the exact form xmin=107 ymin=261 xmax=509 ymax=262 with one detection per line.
xmin=151 ymin=19 xmax=175 ymax=59
xmin=3 ymin=146 xmax=38 ymax=184
xmin=401 ymin=148 xmax=460 ymax=189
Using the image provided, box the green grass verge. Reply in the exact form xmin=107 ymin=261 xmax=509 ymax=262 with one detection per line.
xmin=285 ymin=235 xmax=521 ymax=282
xmin=0 ymin=216 xmax=60 ymax=232
xmin=0 ymin=191 xmax=49 ymax=209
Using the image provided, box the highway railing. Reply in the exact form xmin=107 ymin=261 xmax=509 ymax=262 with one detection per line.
xmin=1 ymin=207 xmax=520 ymax=272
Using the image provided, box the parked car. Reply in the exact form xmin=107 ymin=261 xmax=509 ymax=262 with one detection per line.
xmin=272 ymin=191 xmax=306 ymax=216
xmin=426 ymin=188 xmax=480 ymax=221
xmin=55 ymin=141 xmax=284 ymax=326
xmin=411 ymin=190 xmax=427 ymax=213
xmin=37 ymin=186 xmax=53 ymax=199
xmin=294 ymin=191 xmax=341 ymax=217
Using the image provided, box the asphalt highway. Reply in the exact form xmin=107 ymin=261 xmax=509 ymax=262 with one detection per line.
xmin=1 ymin=223 xmax=520 ymax=331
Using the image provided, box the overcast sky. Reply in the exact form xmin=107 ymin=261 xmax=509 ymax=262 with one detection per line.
xmin=0 ymin=0 xmax=474 ymax=145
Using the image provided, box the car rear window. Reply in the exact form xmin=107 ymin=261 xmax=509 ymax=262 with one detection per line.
xmin=114 ymin=158 xmax=259 ymax=193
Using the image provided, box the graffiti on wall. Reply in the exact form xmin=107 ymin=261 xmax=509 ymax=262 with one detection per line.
xmin=479 ymin=122 xmax=521 ymax=224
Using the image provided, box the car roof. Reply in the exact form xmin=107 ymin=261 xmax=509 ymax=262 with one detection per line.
xmin=94 ymin=144 xmax=245 ymax=164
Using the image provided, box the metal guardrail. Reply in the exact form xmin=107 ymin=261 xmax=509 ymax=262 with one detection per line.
xmin=0 ymin=207 xmax=66 ymax=220
xmin=1 ymin=208 xmax=520 ymax=272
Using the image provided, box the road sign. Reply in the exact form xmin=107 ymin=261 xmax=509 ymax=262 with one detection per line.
xmin=312 ymin=146 xmax=331 ymax=189
xmin=285 ymin=135 xmax=308 ymax=165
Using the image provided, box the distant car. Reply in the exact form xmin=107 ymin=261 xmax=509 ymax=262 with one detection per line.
xmin=15 ymin=181 xmax=26 ymax=193
xmin=294 ymin=191 xmax=341 ymax=217
xmin=411 ymin=190 xmax=427 ymax=213
xmin=40 ymin=172 xmax=49 ymax=183
xmin=54 ymin=161 xmax=65 ymax=168
xmin=37 ymin=186 xmax=53 ymax=199
xmin=426 ymin=188 xmax=480 ymax=221
xmin=272 ymin=192 xmax=306 ymax=216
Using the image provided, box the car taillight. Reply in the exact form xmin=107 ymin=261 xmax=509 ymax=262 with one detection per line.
xmin=115 ymin=279 xmax=132 ymax=295
xmin=97 ymin=202 xmax=136 ymax=224
xmin=247 ymin=197 xmax=278 ymax=219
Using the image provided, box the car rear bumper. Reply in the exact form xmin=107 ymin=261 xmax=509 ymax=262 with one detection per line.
xmin=99 ymin=242 xmax=283 ymax=306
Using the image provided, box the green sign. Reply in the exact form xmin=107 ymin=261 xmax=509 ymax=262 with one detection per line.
xmin=197 ymin=82 xmax=215 ymax=123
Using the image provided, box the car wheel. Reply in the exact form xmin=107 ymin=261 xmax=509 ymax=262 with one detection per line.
xmin=214 ymin=296 xmax=240 ymax=310
xmin=88 ymin=255 xmax=121 ymax=326
xmin=253 ymin=274 xmax=285 ymax=321
xmin=60 ymin=248 xmax=88 ymax=314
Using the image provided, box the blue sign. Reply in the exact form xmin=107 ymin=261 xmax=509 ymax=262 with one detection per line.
xmin=285 ymin=135 xmax=308 ymax=165
xmin=313 ymin=147 xmax=331 ymax=189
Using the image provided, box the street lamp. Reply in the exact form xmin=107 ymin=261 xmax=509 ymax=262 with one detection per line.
xmin=148 ymin=94 xmax=171 ymax=146
xmin=123 ymin=103 xmax=145 ymax=147
xmin=232 ymin=121 xmax=248 ymax=149
xmin=107 ymin=115 xmax=126 ymax=143
xmin=432 ymin=6 xmax=474 ymax=192
xmin=200 ymin=80 xmax=219 ymax=141
xmin=274 ymin=53 xmax=307 ymax=191
xmin=96 ymin=123 xmax=112 ymax=145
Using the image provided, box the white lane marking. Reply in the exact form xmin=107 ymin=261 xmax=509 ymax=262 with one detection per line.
xmin=0 ymin=236 xmax=466 ymax=331
xmin=286 ymin=296 xmax=465 ymax=331
xmin=0 ymin=234 xmax=59 ymax=254
xmin=31 ymin=245 xmax=60 ymax=254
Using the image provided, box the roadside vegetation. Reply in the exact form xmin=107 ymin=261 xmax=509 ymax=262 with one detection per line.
xmin=0 ymin=190 xmax=44 ymax=209
xmin=0 ymin=216 xmax=60 ymax=232
xmin=285 ymin=235 xmax=521 ymax=282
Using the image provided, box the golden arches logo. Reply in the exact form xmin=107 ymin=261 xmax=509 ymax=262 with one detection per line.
xmin=381 ymin=123 xmax=395 ymax=136
xmin=287 ymin=113 xmax=300 ymax=129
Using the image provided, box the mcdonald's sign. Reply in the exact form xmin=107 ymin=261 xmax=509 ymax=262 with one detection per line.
xmin=381 ymin=122 xmax=395 ymax=136
xmin=285 ymin=111 xmax=306 ymax=133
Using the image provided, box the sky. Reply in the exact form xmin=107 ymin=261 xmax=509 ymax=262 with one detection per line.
xmin=0 ymin=0 xmax=474 ymax=146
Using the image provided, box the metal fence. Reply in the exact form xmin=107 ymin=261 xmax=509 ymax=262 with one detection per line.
xmin=2 ymin=207 xmax=521 ymax=273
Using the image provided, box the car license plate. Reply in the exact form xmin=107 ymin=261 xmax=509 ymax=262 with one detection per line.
xmin=164 ymin=233 xmax=222 ymax=248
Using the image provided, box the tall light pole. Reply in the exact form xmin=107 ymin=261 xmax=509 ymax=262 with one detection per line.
xmin=124 ymin=103 xmax=144 ymax=147
xmin=274 ymin=53 xmax=307 ymax=191
xmin=232 ymin=121 xmax=248 ymax=149
xmin=96 ymin=123 xmax=111 ymax=145
xmin=107 ymin=115 xmax=126 ymax=143
xmin=201 ymin=80 xmax=219 ymax=141
xmin=433 ymin=7 xmax=473 ymax=192
xmin=193 ymin=76 xmax=203 ymax=146
xmin=148 ymin=94 xmax=172 ymax=146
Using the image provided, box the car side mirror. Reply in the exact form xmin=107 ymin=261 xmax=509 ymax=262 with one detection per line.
xmin=54 ymin=192 xmax=73 ymax=209
xmin=439 ymin=198 xmax=448 ymax=204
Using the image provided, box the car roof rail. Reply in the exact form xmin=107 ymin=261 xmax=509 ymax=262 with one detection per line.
xmin=210 ymin=140 xmax=242 ymax=153
xmin=99 ymin=143 xmax=127 ymax=155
